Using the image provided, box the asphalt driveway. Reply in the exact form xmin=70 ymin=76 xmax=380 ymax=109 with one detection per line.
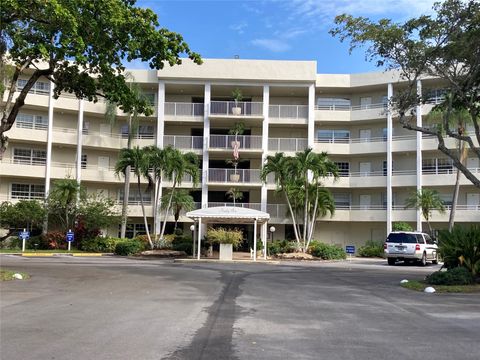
xmin=1 ymin=256 xmax=479 ymax=360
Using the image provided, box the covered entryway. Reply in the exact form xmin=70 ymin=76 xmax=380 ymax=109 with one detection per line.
xmin=186 ymin=206 xmax=270 ymax=261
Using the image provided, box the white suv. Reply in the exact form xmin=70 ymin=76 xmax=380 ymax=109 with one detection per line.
xmin=384 ymin=231 xmax=439 ymax=266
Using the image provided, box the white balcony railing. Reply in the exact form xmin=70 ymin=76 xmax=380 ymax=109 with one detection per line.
xmin=209 ymin=135 xmax=262 ymax=150
xmin=269 ymin=138 xmax=308 ymax=152
xmin=207 ymin=202 xmax=262 ymax=211
xmin=208 ymin=168 xmax=261 ymax=184
xmin=210 ymin=101 xmax=263 ymax=116
xmin=164 ymin=135 xmax=203 ymax=150
xmin=165 ymin=102 xmax=204 ymax=117
xmin=315 ymin=103 xmax=387 ymax=111
xmin=269 ymin=105 xmax=308 ymax=120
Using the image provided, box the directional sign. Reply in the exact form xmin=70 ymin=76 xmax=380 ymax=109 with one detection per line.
xmin=345 ymin=245 xmax=355 ymax=254
xmin=66 ymin=231 xmax=75 ymax=242
xmin=19 ymin=231 xmax=30 ymax=240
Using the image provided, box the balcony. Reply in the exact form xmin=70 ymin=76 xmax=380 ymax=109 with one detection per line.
xmin=315 ymin=103 xmax=387 ymax=122
xmin=207 ymin=202 xmax=262 ymax=211
xmin=269 ymin=105 xmax=308 ymax=123
xmin=210 ymin=101 xmax=263 ymax=118
xmin=208 ymin=168 xmax=262 ymax=185
xmin=209 ymin=135 xmax=262 ymax=151
xmin=164 ymin=135 xmax=203 ymax=150
xmin=269 ymin=138 xmax=308 ymax=153
xmin=165 ymin=102 xmax=204 ymax=121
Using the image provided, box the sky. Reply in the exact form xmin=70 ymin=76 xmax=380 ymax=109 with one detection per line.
xmin=136 ymin=0 xmax=438 ymax=74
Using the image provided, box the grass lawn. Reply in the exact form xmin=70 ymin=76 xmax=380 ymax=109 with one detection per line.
xmin=401 ymin=280 xmax=480 ymax=293
xmin=0 ymin=269 xmax=30 ymax=281
xmin=0 ymin=249 xmax=86 ymax=254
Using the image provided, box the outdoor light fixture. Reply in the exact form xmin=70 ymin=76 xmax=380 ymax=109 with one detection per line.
xmin=269 ymin=226 xmax=276 ymax=242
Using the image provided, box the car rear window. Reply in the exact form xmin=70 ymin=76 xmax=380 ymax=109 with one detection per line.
xmin=386 ymin=233 xmax=417 ymax=243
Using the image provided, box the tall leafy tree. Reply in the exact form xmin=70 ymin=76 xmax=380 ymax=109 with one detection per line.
xmin=405 ymin=189 xmax=446 ymax=234
xmin=0 ymin=200 xmax=45 ymax=241
xmin=330 ymin=0 xmax=480 ymax=189
xmin=261 ymin=149 xmax=338 ymax=251
xmin=115 ymin=146 xmax=153 ymax=249
xmin=47 ymin=179 xmax=81 ymax=231
xmin=0 ymin=0 xmax=202 ymax=156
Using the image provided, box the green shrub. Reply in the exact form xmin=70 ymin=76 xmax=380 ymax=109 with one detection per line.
xmin=267 ymin=240 xmax=297 ymax=256
xmin=114 ymin=239 xmax=144 ymax=256
xmin=1 ymin=236 xmax=21 ymax=249
xmin=358 ymin=240 xmax=384 ymax=258
xmin=171 ymin=235 xmax=193 ymax=255
xmin=426 ymin=267 xmax=475 ymax=286
xmin=438 ymin=225 xmax=480 ymax=276
xmin=81 ymin=237 xmax=122 ymax=252
xmin=26 ymin=235 xmax=49 ymax=250
xmin=308 ymin=241 xmax=346 ymax=260
xmin=392 ymin=222 xmax=413 ymax=231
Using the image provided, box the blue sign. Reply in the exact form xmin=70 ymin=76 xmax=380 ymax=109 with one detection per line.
xmin=19 ymin=231 xmax=30 ymax=240
xmin=66 ymin=231 xmax=75 ymax=242
xmin=345 ymin=245 xmax=355 ymax=254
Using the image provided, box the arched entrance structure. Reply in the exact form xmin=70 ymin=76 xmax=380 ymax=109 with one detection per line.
xmin=186 ymin=206 xmax=270 ymax=261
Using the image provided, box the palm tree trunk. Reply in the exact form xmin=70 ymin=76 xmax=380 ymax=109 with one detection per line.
xmin=138 ymin=176 xmax=153 ymax=249
xmin=160 ymin=179 xmax=177 ymax=241
xmin=449 ymin=141 xmax=467 ymax=231
xmin=306 ymin=185 xmax=320 ymax=249
xmin=283 ymin=191 xmax=301 ymax=247
xmin=120 ymin=165 xmax=131 ymax=238
xmin=303 ymin=177 xmax=309 ymax=251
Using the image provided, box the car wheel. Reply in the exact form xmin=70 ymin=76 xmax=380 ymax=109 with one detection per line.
xmin=387 ymin=258 xmax=396 ymax=266
xmin=432 ymin=253 xmax=438 ymax=265
xmin=420 ymin=252 xmax=427 ymax=266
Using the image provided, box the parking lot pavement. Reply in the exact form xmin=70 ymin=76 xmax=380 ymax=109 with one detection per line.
xmin=1 ymin=255 xmax=479 ymax=360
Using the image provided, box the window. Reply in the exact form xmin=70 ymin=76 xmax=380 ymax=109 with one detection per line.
xmin=333 ymin=193 xmax=350 ymax=208
xmin=119 ymin=223 xmax=151 ymax=238
xmin=118 ymin=189 xmax=151 ymax=204
xmin=416 ymin=234 xmax=425 ymax=244
xmin=16 ymin=79 xmax=50 ymax=94
xmin=81 ymin=154 xmax=87 ymax=169
xmin=13 ymin=148 xmax=46 ymax=165
xmin=16 ymin=113 xmax=48 ymax=130
xmin=317 ymin=130 xmax=350 ymax=143
xmin=424 ymin=234 xmax=435 ymax=245
xmin=143 ymin=93 xmax=155 ymax=106
xmin=423 ymin=159 xmax=453 ymax=174
xmin=137 ymin=125 xmax=154 ymax=139
xmin=334 ymin=162 xmax=350 ymax=177
xmin=316 ymin=97 xmax=351 ymax=110
xmin=11 ymin=184 xmax=45 ymax=199
xmin=386 ymin=233 xmax=417 ymax=243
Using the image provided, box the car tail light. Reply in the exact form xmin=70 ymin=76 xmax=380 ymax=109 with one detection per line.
xmin=415 ymin=244 xmax=421 ymax=251
xmin=384 ymin=243 xmax=387 ymax=250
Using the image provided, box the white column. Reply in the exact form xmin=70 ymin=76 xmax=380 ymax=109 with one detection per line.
xmin=262 ymin=222 xmax=267 ymax=260
xmin=154 ymin=81 xmax=165 ymax=235
xmin=197 ymin=218 xmax=202 ymax=260
xmin=45 ymin=81 xmax=54 ymax=198
xmin=156 ymin=81 xmax=165 ymax=148
xmin=201 ymin=84 xmax=211 ymax=237
xmin=386 ymin=83 xmax=393 ymax=235
xmin=76 ymin=99 xmax=84 ymax=186
xmin=416 ymin=80 xmax=423 ymax=231
xmin=261 ymin=85 xmax=269 ymax=213
xmin=253 ymin=218 xmax=258 ymax=261
xmin=308 ymin=84 xmax=315 ymax=148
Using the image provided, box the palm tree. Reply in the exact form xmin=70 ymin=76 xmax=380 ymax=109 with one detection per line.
xmin=158 ymin=149 xmax=199 ymax=241
xmin=161 ymin=189 xmax=196 ymax=230
xmin=261 ymin=149 xmax=338 ymax=251
xmin=226 ymin=187 xmax=243 ymax=207
xmin=105 ymin=72 xmax=152 ymax=239
xmin=115 ymin=146 xmax=153 ymax=249
xmin=405 ymin=189 xmax=446 ymax=234
xmin=47 ymin=179 xmax=81 ymax=231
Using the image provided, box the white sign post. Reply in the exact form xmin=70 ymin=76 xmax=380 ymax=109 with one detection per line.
xmin=19 ymin=229 xmax=30 ymax=252
xmin=66 ymin=229 xmax=75 ymax=251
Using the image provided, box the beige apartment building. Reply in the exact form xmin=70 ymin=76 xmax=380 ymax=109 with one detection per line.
xmin=1 ymin=59 xmax=479 ymax=247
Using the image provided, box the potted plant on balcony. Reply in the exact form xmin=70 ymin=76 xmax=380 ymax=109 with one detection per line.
xmin=226 ymin=187 xmax=243 ymax=207
xmin=226 ymin=122 xmax=245 ymax=182
xmin=207 ymin=227 xmax=243 ymax=261
xmin=228 ymin=122 xmax=245 ymax=148
xmin=231 ymin=88 xmax=243 ymax=115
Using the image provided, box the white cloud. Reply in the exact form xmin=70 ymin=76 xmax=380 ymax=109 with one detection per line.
xmin=230 ymin=22 xmax=248 ymax=35
xmin=251 ymin=38 xmax=291 ymax=52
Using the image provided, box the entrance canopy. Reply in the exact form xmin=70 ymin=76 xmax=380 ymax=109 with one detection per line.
xmin=186 ymin=206 xmax=270 ymax=260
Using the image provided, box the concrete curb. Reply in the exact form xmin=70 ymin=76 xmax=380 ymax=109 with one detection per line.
xmin=20 ymin=253 xmax=104 ymax=257
xmin=174 ymin=258 xmax=280 ymax=265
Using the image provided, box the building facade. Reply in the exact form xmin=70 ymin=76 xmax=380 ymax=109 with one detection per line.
xmin=1 ymin=59 xmax=479 ymax=247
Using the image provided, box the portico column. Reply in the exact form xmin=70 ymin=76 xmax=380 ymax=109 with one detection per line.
xmin=197 ymin=218 xmax=202 ymax=260
xmin=253 ymin=218 xmax=258 ymax=261
xmin=308 ymin=84 xmax=315 ymax=148
xmin=416 ymin=80 xmax=423 ymax=231
xmin=386 ymin=83 xmax=393 ymax=235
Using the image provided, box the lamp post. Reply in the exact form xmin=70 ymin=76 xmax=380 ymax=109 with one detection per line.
xmin=268 ymin=226 xmax=275 ymax=257
xmin=190 ymin=224 xmax=196 ymax=258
